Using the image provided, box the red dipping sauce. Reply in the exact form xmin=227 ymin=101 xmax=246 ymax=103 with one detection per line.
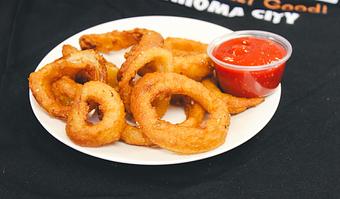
xmin=208 ymin=31 xmax=292 ymax=98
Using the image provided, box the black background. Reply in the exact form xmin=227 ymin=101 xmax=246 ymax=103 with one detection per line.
xmin=1 ymin=0 xmax=339 ymax=198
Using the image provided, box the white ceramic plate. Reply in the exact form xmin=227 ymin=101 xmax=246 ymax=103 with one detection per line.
xmin=29 ymin=16 xmax=281 ymax=165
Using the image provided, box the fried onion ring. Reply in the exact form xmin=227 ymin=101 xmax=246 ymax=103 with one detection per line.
xmin=51 ymin=76 xmax=82 ymax=106
xmin=52 ymin=76 xmax=103 ymax=118
xmin=66 ymin=81 xmax=125 ymax=147
xmin=79 ymin=29 xmax=144 ymax=53
xmin=105 ymin=61 xmax=119 ymax=90
xmin=164 ymin=37 xmax=213 ymax=81
xmin=202 ymin=78 xmax=264 ymax=114
xmin=118 ymin=30 xmax=173 ymax=113
xmin=62 ymin=44 xmax=119 ymax=89
xmin=120 ymin=96 xmax=205 ymax=147
xmin=29 ymin=49 xmax=107 ymax=119
xmin=164 ymin=37 xmax=207 ymax=55
xmin=120 ymin=124 xmax=154 ymax=147
xmin=172 ymin=53 xmax=212 ymax=81
xmin=130 ymin=73 xmax=230 ymax=154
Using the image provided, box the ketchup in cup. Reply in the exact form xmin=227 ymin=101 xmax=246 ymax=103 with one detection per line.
xmin=207 ymin=30 xmax=292 ymax=98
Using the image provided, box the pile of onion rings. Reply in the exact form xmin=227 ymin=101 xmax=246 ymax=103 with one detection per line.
xmin=29 ymin=28 xmax=264 ymax=154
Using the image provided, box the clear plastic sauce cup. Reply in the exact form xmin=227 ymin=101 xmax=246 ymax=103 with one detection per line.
xmin=207 ymin=30 xmax=292 ymax=98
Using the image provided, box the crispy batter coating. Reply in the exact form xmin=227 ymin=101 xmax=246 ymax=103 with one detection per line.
xmin=172 ymin=53 xmax=212 ymax=81
xmin=120 ymin=96 xmax=205 ymax=147
xmin=62 ymin=45 xmax=119 ymax=89
xmin=79 ymin=29 xmax=143 ymax=53
xmin=66 ymin=81 xmax=125 ymax=147
xmin=164 ymin=37 xmax=207 ymax=55
xmin=51 ymin=76 xmax=82 ymax=107
xmin=120 ymin=124 xmax=155 ymax=147
xmin=164 ymin=37 xmax=213 ymax=81
xmin=105 ymin=61 xmax=119 ymax=90
xmin=202 ymin=78 xmax=264 ymax=114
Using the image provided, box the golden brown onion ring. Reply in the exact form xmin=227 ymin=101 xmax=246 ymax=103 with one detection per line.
xmin=120 ymin=96 xmax=205 ymax=147
xmin=130 ymin=73 xmax=230 ymax=154
xmin=164 ymin=37 xmax=213 ymax=81
xmin=119 ymin=90 xmax=171 ymax=145
xmin=79 ymin=29 xmax=144 ymax=53
xmin=118 ymin=29 xmax=173 ymax=113
xmin=170 ymin=95 xmax=205 ymax=128
xmin=118 ymin=47 xmax=173 ymax=113
xmin=172 ymin=53 xmax=212 ymax=81
xmin=120 ymin=124 xmax=155 ymax=147
xmin=202 ymin=78 xmax=264 ymax=114
xmin=105 ymin=61 xmax=119 ymax=90
xmin=66 ymin=81 xmax=125 ymax=147
xmin=61 ymin=44 xmax=119 ymax=89
xmin=29 ymin=49 xmax=107 ymax=119
xmin=164 ymin=37 xmax=207 ymax=55
xmin=52 ymin=76 xmax=103 ymax=118
xmin=51 ymin=76 xmax=82 ymax=107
